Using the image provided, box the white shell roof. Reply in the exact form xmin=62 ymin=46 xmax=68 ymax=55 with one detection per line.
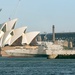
xmin=22 ymin=31 xmax=40 ymax=45
xmin=6 ymin=18 xmax=18 ymax=31
xmin=0 ymin=30 xmax=4 ymax=38
xmin=1 ymin=26 xmax=27 ymax=47
xmin=0 ymin=18 xmax=40 ymax=47
xmin=1 ymin=30 xmax=13 ymax=47
xmin=1 ymin=18 xmax=18 ymax=31
xmin=10 ymin=26 xmax=27 ymax=45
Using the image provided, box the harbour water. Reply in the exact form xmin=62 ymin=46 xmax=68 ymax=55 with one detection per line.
xmin=0 ymin=57 xmax=75 ymax=75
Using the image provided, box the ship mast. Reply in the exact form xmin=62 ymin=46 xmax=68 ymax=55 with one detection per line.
xmin=9 ymin=0 xmax=21 ymax=20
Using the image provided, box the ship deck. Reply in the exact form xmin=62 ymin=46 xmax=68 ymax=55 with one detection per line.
xmin=1 ymin=45 xmax=38 ymax=51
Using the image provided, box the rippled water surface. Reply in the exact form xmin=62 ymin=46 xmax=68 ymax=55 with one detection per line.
xmin=0 ymin=57 xmax=75 ymax=75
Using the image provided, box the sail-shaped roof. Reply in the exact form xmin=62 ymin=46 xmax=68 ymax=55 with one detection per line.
xmin=22 ymin=31 xmax=40 ymax=45
xmin=1 ymin=18 xmax=18 ymax=32
xmin=10 ymin=27 xmax=27 ymax=45
xmin=0 ymin=18 xmax=40 ymax=47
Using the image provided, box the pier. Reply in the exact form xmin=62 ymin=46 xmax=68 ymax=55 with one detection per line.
xmin=46 ymin=50 xmax=75 ymax=59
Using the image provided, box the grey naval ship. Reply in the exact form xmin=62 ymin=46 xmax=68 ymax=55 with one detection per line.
xmin=1 ymin=42 xmax=63 ymax=57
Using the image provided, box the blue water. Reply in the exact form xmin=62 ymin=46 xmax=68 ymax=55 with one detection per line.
xmin=0 ymin=57 xmax=75 ymax=75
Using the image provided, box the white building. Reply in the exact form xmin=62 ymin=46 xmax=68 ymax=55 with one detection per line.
xmin=0 ymin=18 xmax=40 ymax=47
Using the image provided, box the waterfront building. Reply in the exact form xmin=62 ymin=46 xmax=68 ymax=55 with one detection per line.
xmin=0 ymin=18 xmax=40 ymax=47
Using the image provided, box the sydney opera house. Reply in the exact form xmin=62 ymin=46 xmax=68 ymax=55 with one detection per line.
xmin=0 ymin=18 xmax=42 ymax=57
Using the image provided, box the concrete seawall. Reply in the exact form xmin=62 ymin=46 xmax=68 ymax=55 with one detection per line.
xmin=46 ymin=50 xmax=75 ymax=59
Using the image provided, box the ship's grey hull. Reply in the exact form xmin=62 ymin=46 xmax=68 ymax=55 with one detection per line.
xmin=6 ymin=53 xmax=47 ymax=57
xmin=5 ymin=48 xmax=46 ymax=57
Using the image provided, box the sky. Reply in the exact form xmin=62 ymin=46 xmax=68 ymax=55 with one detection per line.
xmin=0 ymin=0 xmax=75 ymax=33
